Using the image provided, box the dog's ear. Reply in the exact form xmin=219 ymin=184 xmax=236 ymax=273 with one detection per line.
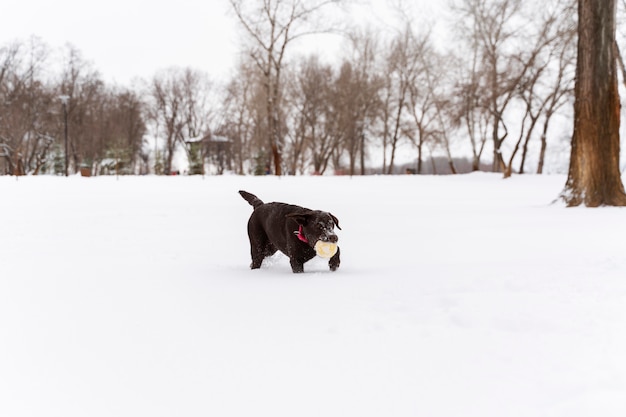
xmin=330 ymin=213 xmax=341 ymax=230
xmin=286 ymin=212 xmax=311 ymax=225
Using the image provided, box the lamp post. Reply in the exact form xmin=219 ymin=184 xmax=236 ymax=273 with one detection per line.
xmin=59 ymin=95 xmax=69 ymax=176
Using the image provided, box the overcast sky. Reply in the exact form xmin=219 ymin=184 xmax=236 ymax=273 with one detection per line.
xmin=2 ymin=0 xmax=238 ymax=84
xmin=2 ymin=0 xmax=440 ymax=85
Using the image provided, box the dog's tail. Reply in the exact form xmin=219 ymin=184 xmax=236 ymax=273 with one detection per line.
xmin=239 ymin=190 xmax=264 ymax=209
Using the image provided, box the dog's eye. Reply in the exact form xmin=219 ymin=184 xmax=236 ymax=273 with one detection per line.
xmin=318 ymin=221 xmax=333 ymax=231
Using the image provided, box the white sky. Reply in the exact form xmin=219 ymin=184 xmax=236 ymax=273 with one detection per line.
xmin=1 ymin=0 xmax=440 ymax=85
xmin=2 ymin=0 xmax=238 ymax=84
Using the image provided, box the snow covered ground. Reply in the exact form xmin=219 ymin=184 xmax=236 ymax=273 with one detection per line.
xmin=1 ymin=173 xmax=625 ymax=417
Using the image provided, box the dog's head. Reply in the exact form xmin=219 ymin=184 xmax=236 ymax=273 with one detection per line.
xmin=286 ymin=210 xmax=341 ymax=245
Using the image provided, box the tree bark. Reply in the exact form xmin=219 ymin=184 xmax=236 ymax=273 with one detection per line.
xmin=562 ymin=0 xmax=626 ymax=206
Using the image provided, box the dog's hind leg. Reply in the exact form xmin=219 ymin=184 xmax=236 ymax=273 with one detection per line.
xmin=250 ymin=242 xmax=267 ymax=269
xmin=250 ymin=237 xmax=277 ymax=269
xmin=250 ymin=248 xmax=264 ymax=269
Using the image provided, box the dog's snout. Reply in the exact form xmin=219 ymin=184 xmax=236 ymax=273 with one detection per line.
xmin=325 ymin=234 xmax=338 ymax=243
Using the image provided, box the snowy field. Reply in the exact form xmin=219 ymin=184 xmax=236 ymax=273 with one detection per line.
xmin=1 ymin=173 xmax=625 ymax=417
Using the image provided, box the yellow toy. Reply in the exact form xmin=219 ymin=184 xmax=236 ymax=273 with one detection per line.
xmin=314 ymin=240 xmax=338 ymax=259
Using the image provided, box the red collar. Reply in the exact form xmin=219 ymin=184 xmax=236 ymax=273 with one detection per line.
xmin=295 ymin=225 xmax=309 ymax=243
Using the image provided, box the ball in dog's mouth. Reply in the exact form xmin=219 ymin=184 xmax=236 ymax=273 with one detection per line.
xmin=314 ymin=240 xmax=338 ymax=259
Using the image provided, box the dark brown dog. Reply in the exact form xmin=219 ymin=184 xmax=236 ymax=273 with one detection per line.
xmin=239 ymin=190 xmax=341 ymax=273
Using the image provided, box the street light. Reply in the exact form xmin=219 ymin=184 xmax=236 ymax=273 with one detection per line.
xmin=59 ymin=95 xmax=69 ymax=176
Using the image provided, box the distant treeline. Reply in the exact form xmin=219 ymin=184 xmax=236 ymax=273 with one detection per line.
xmin=1 ymin=0 xmax=578 ymax=176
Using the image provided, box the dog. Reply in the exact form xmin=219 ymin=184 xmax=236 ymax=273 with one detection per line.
xmin=239 ymin=190 xmax=341 ymax=273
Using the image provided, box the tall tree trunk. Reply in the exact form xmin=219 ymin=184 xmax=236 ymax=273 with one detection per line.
xmin=536 ymin=131 xmax=548 ymax=174
xmin=359 ymin=130 xmax=366 ymax=175
xmin=417 ymin=140 xmax=423 ymax=174
xmin=562 ymin=0 xmax=626 ymax=206
xmin=387 ymin=97 xmax=405 ymax=175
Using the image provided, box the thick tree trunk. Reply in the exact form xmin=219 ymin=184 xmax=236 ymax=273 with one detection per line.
xmin=417 ymin=140 xmax=423 ymax=174
xmin=562 ymin=0 xmax=626 ymax=206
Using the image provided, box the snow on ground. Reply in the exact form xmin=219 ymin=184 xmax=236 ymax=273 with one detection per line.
xmin=1 ymin=173 xmax=625 ymax=417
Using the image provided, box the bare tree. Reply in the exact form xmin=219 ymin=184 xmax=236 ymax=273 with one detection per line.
xmin=149 ymin=69 xmax=185 ymax=175
xmin=179 ymin=69 xmax=217 ymax=174
xmin=220 ymin=61 xmax=257 ymax=175
xmin=454 ymin=0 xmax=527 ymax=172
xmin=1 ymin=40 xmax=147 ymax=176
xmin=57 ymin=44 xmax=111 ymax=174
xmin=106 ymin=88 xmax=146 ymax=174
xmin=148 ymin=68 xmax=213 ymax=175
xmin=334 ymin=30 xmax=382 ymax=175
xmin=430 ymin=95 xmax=458 ymax=174
xmin=0 ymin=38 xmax=58 ymax=175
xmin=229 ymin=0 xmax=343 ymax=175
xmin=450 ymin=52 xmax=489 ymax=172
xmin=382 ymin=25 xmax=427 ymax=175
xmin=502 ymin=6 xmax=572 ymax=177
xmin=285 ymin=55 xmax=337 ymax=174
xmin=529 ymin=11 xmax=576 ymax=175
xmin=406 ymin=37 xmax=445 ymax=174
xmin=0 ymin=41 xmax=28 ymax=174
xmin=561 ymin=0 xmax=626 ymax=206
xmin=453 ymin=0 xmax=574 ymax=177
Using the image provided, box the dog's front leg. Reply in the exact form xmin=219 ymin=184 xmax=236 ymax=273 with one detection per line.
xmin=289 ymin=258 xmax=305 ymax=273
xmin=329 ymin=247 xmax=340 ymax=271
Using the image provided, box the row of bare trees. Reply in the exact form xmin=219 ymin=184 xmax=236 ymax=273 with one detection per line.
xmin=0 ymin=39 xmax=146 ymax=175
xmin=451 ymin=0 xmax=577 ymax=177
xmin=223 ymin=0 xmax=579 ymax=175
xmin=0 ymin=0 xmax=588 ymax=177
